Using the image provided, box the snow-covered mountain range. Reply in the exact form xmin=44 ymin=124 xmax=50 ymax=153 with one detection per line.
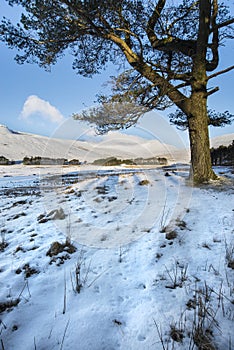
xmin=0 ymin=124 xmax=189 ymax=163
xmin=210 ymin=133 xmax=234 ymax=148
xmin=0 ymin=124 xmax=233 ymax=163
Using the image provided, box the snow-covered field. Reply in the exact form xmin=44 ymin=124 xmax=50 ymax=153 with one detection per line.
xmin=0 ymin=164 xmax=234 ymax=350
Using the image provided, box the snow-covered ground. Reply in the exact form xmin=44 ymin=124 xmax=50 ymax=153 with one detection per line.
xmin=0 ymin=164 xmax=233 ymax=350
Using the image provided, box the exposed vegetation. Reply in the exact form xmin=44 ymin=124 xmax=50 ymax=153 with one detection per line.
xmin=138 ymin=179 xmax=150 ymax=186
xmin=93 ymin=156 xmax=167 ymax=166
xmin=0 ymin=156 xmax=14 ymax=165
xmin=46 ymin=240 xmax=77 ymax=258
xmin=0 ymin=299 xmax=20 ymax=314
xmin=23 ymin=156 xmax=68 ymax=165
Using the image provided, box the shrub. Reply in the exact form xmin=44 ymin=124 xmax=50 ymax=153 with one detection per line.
xmin=46 ymin=240 xmax=76 ymax=257
xmin=138 ymin=179 xmax=150 ymax=186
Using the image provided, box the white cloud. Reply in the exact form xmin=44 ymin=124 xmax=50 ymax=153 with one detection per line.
xmin=20 ymin=95 xmax=65 ymax=124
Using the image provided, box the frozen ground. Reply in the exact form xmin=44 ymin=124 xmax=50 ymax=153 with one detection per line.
xmin=0 ymin=164 xmax=234 ymax=350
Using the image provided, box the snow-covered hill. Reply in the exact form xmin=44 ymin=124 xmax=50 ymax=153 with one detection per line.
xmin=0 ymin=124 xmax=189 ymax=163
xmin=210 ymin=133 xmax=234 ymax=148
xmin=1 ymin=124 xmax=233 ymax=164
xmin=0 ymin=166 xmax=233 ymax=349
xmin=0 ymin=125 xmax=233 ymax=349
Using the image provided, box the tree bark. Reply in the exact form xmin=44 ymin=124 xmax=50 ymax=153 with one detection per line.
xmin=185 ymin=0 xmax=217 ymax=183
xmin=188 ymin=92 xmax=217 ymax=183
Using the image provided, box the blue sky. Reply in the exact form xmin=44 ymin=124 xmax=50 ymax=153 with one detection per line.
xmin=0 ymin=1 xmax=233 ymax=148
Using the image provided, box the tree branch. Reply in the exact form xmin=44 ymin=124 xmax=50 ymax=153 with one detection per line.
xmin=146 ymin=0 xmax=166 ymax=46
xmin=207 ymin=65 xmax=234 ymax=80
xmin=105 ymin=32 xmax=139 ymax=65
xmin=214 ymin=17 xmax=234 ymax=30
xmin=106 ymin=31 xmax=190 ymax=113
xmin=60 ymin=0 xmax=106 ymax=36
xmin=147 ymin=1 xmax=197 ymax=58
xmin=206 ymin=0 xmax=219 ymax=71
xmin=152 ymin=37 xmax=196 ymax=57
xmin=167 ymin=1 xmax=199 ymax=34
xmin=116 ymin=6 xmax=132 ymax=48
xmin=196 ymin=0 xmax=211 ymax=61
xmin=114 ymin=28 xmax=143 ymax=55
xmin=206 ymin=86 xmax=219 ymax=96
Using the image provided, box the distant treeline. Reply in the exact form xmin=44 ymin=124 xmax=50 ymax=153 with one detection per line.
xmin=0 ymin=156 xmax=81 ymax=166
xmin=210 ymin=140 xmax=234 ymax=166
xmin=1 ymin=144 xmax=233 ymax=167
xmin=23 ymin=156 xmax=81 ymax=165
xmin=0 ymin=156 xmax=14 ymax=165
xmin=93 ymin=156 xmax=167 ymax=166
xmin=0 ymin=155 xmax=168 ymax=166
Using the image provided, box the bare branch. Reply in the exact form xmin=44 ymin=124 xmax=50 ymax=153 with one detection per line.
xmin=146 ymin=0 xmax=166 ymax=46
xmin=206 ymin=0 xmax=219 ymax=71
xmin=206 ymin=87 xmax=219 ymax=96
xmin=207 ymin=65 xmax=234 ymax=80
xmin=173 ymin=81 xmax=190 ymax=90
xmin=214 ymin=17 xmax=234 ymax=30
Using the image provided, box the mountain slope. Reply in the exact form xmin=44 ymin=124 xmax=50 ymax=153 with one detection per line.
xmin=0 ymin=125 xmax=190 ymax=163
xmin=210 ymin=133 xmax=234 ymax=148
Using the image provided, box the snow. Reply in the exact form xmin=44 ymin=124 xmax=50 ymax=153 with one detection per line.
xmin=0 ymin=163 xmax=233 ymax=350
xmin=0 ymin=124 xmax=190 ymax=163
xmin=210 ymin=133 xmax=234 ymax=148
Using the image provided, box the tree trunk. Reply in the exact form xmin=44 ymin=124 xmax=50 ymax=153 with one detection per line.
xmin=186 ymin=1 xmax=217 ymax=184
xmin=188 ymin=91 xmax=217 ymax=183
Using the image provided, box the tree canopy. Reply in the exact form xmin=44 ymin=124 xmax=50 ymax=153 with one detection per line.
xmin=169 ymin=109 xmax=234 ymax=131
xmin=1 ymin=1 xmax=233 ymax=82
xmin=1 ymin=1 xmax=233 ymax=111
